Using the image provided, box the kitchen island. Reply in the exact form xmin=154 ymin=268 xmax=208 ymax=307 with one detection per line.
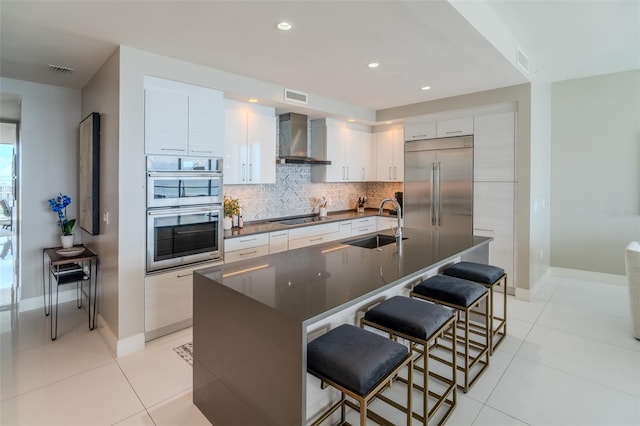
xmin=193 ymin=228 xmax=491 ymax=425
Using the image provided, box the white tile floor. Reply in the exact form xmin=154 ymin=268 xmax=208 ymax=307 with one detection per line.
xmin=1 ymin=275 xmax=639 ymax=425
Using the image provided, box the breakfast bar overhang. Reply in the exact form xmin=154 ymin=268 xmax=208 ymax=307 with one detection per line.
xmin=193 ymin=228 xmax=491 ymax=425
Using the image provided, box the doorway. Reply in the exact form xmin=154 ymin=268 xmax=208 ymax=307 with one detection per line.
xmin=0 ymin=120 xmax=19 ymax=309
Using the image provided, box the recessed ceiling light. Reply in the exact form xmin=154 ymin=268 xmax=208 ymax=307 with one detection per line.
xmin=421 ymin=86 xmax=431 ymax=91
xmin=347 ymin=119 xmax=355 ymax=122
xmin=248 ymin=98 xmax=258 ymax=103
xmin=385 ymin=121 xmax=392 ymax=124
xmin=367 ymin=62 xmax=380 ymax=69
xmin=277 ymin=21 xmax=292 ymax=31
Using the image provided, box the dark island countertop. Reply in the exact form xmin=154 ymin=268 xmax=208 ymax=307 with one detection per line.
xmin=223 ymin=208 xmax=398 ymax=239
xmin=199 ymin=228 xmax=491 ymax=325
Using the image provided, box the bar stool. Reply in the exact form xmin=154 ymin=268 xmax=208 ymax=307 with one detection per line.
xmin=443 ymin=262 xmax=507 ymax=355
xmin=307 ymin=324 xmax=413 ymax=425
xmin=361 ymin=296 xmax=457 ymax=425
xmin=411 ymin=275 xmax=490 ymax=393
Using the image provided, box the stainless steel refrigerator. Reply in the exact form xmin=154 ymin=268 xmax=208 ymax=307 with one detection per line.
xmin=404 ymin=136 xmax=473 ymax=235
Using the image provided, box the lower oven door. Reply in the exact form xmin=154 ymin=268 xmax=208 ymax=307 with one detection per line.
xmin=147 ymin=205 xmax=223 ymax=272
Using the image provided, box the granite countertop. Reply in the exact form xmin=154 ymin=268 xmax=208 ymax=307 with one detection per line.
xmin=197 ymin=228 xmax=491 ymax=324
xmin=223 ymin=208 xmax=399 ymax=239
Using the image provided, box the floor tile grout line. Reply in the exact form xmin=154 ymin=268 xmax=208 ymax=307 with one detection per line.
xmin=113 ymin=356 xmax=158 ymax=425
xmin=530 ymin=321 xmax=640 ymax=354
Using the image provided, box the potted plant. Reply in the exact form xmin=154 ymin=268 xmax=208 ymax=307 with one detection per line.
xmin=223 ymin=195 xmax=240 ymax=230
xmin=48 ymin=193 xmax=76 ymax=248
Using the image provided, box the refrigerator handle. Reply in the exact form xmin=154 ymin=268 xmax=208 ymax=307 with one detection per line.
xmin=437 ymin=162 xmax=442 ymax=226
xmin=431 ymin=163 xmax=436 ymax=226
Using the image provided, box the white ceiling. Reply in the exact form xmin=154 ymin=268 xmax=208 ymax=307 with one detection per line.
xmin=0 ymin=0 xmax=638 ymax=113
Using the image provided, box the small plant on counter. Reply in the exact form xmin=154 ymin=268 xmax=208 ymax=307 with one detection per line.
xmin=223 ymin=195 xmax=240 ymax=218
xmin=47 ymin=193 xmax=76 ymax=236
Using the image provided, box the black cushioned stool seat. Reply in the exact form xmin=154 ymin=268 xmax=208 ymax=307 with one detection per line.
xmin=411 ymin=276 xmax=490 ymax=393
xmin=362 ymin=296 xmax=457 ymax=425
xmin=307 ymin=324 xmax=413 ymax=425
xmin=443 ymin=262 xmax=508 ymax=354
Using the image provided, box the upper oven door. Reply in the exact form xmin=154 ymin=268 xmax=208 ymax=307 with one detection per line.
xmin=147 ymin=172 xmax=223 ymax=208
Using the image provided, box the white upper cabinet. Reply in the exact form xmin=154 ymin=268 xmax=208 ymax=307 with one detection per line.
xmin=404 ymin=122 xmax=436 ymax=141
xmin=436 ymin=116 xmax=474 ymax=138
xmin=224 ymin=100 xmax=276 ymax=185
xmin=375 ymin=128 xmax=404 ymax=182
xmin=473 ymin=112 xmax=516 ymax=181
xmin=310 ymin=119 xmax=373 ymax=183
xmin=144 ymin=76 xmax=224 ymax=157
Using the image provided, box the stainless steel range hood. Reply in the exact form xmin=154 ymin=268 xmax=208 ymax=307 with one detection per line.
xmin=277 ymin=113 xmax=331 ymax=165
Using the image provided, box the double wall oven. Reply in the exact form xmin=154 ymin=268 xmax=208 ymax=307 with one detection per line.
xmin=146 ymin=156 xmax=223 ymax=272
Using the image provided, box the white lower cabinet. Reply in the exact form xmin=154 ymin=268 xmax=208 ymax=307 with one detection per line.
xmin=144 ymin=265 xmax=202 ymax=339
xmin=288 ymin=222 xmax=341 ymax=250
xmin=269 ymin=230 xmax=289 ymax=254
xmin=225 ymin=233 xmax=270 ymax=263
xmin=473 ymin=182 xmax=515 ymax=288
xmin=337 ymin=221 xmax=353 ymax=239
xmin=351 ymin=217 xmax=376 ymax=236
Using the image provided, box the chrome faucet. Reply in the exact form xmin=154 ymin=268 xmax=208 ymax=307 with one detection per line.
xmin=379 ymin=198 xmax=402 ymax=241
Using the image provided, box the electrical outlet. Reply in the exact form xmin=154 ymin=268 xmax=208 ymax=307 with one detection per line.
xmin=103 ymin=211 xmax=109 ymax=224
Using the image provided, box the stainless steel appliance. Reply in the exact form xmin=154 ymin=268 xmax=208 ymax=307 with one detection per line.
xmin=146 ymin=155 xmax=224 ymax=272
xmin=277 ymin=113 xmax=330 ymax=164
xmin=146 ymin=156 xmax=223 ymax=208
xmin=404 ymin=136 xmax=473 ymax=235
xmin=146 ymin=204 xmax=223 ymax=272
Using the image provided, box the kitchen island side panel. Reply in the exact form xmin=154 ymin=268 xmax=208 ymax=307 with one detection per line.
xmin=193 ymin=271 xmax=303 ymax=426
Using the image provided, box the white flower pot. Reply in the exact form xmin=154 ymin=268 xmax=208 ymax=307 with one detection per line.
xmin=223 ymin=217 xmax=232 ymax=230
xmin=60 ymin=235 xmax=74 ymax=248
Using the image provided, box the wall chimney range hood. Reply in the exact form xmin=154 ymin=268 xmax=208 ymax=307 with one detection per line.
xmin=277 ymin=113 xmax=331 ymax=165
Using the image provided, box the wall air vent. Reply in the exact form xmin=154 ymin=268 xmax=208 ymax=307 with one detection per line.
xmin=516 ymin=47 xmax=529 ymax=74
xmin=284 ymin=88 xmax=308 ymax=104
xmin=48 ymin=64 xmax=75 ymax=74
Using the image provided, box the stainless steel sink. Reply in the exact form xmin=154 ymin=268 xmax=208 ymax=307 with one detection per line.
xmin=344 ymin=234 xmax=407 ymax=249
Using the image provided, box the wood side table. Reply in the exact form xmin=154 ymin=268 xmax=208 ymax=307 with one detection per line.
xmin=42 ymin=245 xmax=98 ymax=340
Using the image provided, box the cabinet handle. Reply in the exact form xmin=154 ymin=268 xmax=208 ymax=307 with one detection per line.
xmin=394 ymin=166 xmax=397 ymax=180
xmin=474 ymin=228 xmax=494 ymax=232
xmin=271 ymin=232 xmax=286 ymax=237
xmin=388 ymin=166 xmax=392 ymax=179
xmin=190 ymin=150 xmax=213 ymax=153
xmin=249 ymin=164 xmax=252 ymax=182
xmin=346 ymin=166 xmax=349 ymax=180
xmin=413 ymin=134 xmax=427 ymax=138
xmin=446 ymin=130 xmax=463 ymax=134
xmin=242 ymin=163 xmax=246 ymax=182
xmin=161 ymin=148 xmax=186 ymax=152
xmin=239 ymin=237 xmax=257 ymax=242
xmin=176 ymin=273 xmax=192 ymax=278
xmin=239 ymin=250 xmax=257 ymax=256
xmin=310 ymin=237 xmax=323 ymax=242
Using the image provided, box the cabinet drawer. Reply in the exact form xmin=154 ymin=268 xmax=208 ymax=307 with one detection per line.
xmin=404 ymin=122 xmax=436 ymax=141
xmin=145 ymin=267 xmax=198 ymax=333
xmin=225 ymin=233 xmax=270 ymax=252
xmin=288 ymin=222 xmax=340 ymax=239
xmin=351 ymin=225 xmax=376 ymax=236
xmin=335 ymin=221 xmax=353 ymax=240
xmin=436 ymin=117 xmax=473 ymax=138
xmin=269 ymin=231 xmax=289 ymax=254
xmin=289 ymin=234 xmax=334 ymax=250
xmin=225 ymin=245 xmax=270 ymax=263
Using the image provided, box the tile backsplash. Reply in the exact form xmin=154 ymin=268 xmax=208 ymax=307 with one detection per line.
xmin=225 ymin=164 xmax=402 ymax=221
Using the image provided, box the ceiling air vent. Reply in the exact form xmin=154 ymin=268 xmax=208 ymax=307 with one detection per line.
xmin=284 ymin=88 xmax=308 ymax=104
xmin=48 ymin=64 xmax=75 ymax=74
xmin=516 ymin=47 xmax=529 ymax=74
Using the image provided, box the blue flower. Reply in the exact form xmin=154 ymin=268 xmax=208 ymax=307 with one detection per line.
xmin=47 ymin=193 xmax=76 ymax=236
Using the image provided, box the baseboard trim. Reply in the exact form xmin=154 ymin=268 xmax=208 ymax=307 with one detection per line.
xmin=515 ymin=268 xmax=551 ymax=302
xmin=550 ymin=267 xmax=627 ymax=286
xmin=18 ymin=289 xmax=77 ymax=312
xmin=97 ymin=315 xmax=145 ymax=358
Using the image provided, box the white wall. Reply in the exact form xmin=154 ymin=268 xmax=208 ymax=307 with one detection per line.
xmin=551 ymin=70 xmax=640 ymax=275
xmin=528 ymin=80 xmax=552 ymax=287
xmin=0 ymin=78 xmax=81 ymax=299
xmin=81 ymin=49 xmax=121 ymax=340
